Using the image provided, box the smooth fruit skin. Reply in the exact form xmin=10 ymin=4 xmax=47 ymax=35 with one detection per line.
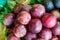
xmin=17 ymin=11 xmax=31 ymax=25
xmin=22 ymin=5 xmax=32 ymax=12
xmin=7 ymin=33 xmax=20 ymax=40
xmin=14 ymin=4 xmax=23 ymax=14
xmin=44 ymin=0 xmax=54 ymax=11
xmin=52 ymin=22 xmax=60 ymax=35
xmin=39 ymin=29 xmax=52 ymax=40
xmin=31 ymin=4 xmax=45 ymax=18
xmin=13 ymin=24 xmax=26 ymax=37
xmin=51 ymin=36 xmax=58 ymax=40
xmin=54 ymin=0 xmax=60 ymax=9
xmin=25 ymin=32 xmax=36 ymax=40
xmin=51 ymin=9 xmax=60 ymax=20
xmin=29 ymin=19 xmax=42 ymax=33
xmin=3 ymin=13 xmax=14 ymax=26
xmin=42 ymin=13 xmax=57 ymax=28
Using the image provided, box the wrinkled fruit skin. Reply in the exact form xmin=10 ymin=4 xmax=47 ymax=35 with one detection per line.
xmin=17 ymin=11 xmax=31 ymax=25
xmin=13 ymin=24 xmax=26 ymax=37
xmin=42 ymin=13 xmax=57 ymax=28
xmin=51 ymin=36 xmax=58 ymax=40
xmin=52 ymin=22 xmax=60 ymax=35
xmin=29 ymin=19 xmax=42 ymax=33
xmin=25 ymin=32 xmax=36 ymax=40
xmin=31 ymin=4 xmax=45 ymax=18
xmin=3 ymin=13 xmax=14 ymax=26
xmin=7 ymin=33 xmax=20 ymax=40
xmin=14 ymin=4 xmax=23 ymax=14
xmin=40 ymin=29 xmax=52 ymax=40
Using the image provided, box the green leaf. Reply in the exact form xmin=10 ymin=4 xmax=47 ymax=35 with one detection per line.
xmin=37 ymin=0 xmax=43 ymax=3
xmin=29 ymin=0 xmax=37 ymax=5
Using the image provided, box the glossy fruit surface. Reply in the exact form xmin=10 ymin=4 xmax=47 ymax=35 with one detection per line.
xmin=8 ymin=33 xmax=20 ymax=40
xmin=52 ymin=22 xmax=60 ymax=35
xmin=29 ymin=19 xmax=42 ymax=33
xmin=3 ymin=13 xmax=14 ymax=26
xmin=13 ymin=24 xmax=26 ymax=37
xmin=39 ymin=29 xmax=52 ymax=40
xmin=25 ymin=32 xmax=36 ymax=40
xmin=17 ymin=11 xmax=31 ymax=25
xmin=44 ymin=0 xmax=54 ymax=11
xmin=42 ymin=13 xmax=57 ymax=28
xmin=31 ymin=4 xmax=45 ymax=18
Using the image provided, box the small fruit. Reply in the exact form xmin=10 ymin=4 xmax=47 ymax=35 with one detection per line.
xmin=42 ymin=13 xmax=57 ymax=28
xmin=22 ymin=5 xmax=32 ymax=12
xmin=44 ymin=0 xmax=54 ymax=11
xmin=13 ymin=24 xmax=26 ymax=37
xmin=25 ymin=32 xmax=36 ymax=40
xmin=29 ymin=19 xmax=42 ymax=33
xmin=7 ymin=33 xmax=20 ymax=40
xmin=51 ymin=9 xmax=60 ymax=20
xmin=51 ymin=36 xmax=58 ymax=40
xmin=17 ymin=11 xmax=31 ymax=25
xmin=14 ymin=4 xmax=23 ymax=14
xmin=54 ymin=0 xmax=60 ymax=8
xmin=31 ymin=4 xmax=45 ymax=18
xmin=39 ymin=29 xmax=52 ymax=40
xmin=3 ymin=13 xmax=14 ymax=26
xmin=52 ymin=22 xmax=60 ymax=35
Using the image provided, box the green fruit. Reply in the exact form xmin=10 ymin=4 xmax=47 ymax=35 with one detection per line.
xmin=0 ymin=0 xmax=7 ymax=10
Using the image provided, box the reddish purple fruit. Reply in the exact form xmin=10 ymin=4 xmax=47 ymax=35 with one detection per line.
xmin=31 ymin=4 xmax=45 ymax=18
xmin=14 ymin=4 xmax=23 ymax=13
xmin=39 ymin=29 xmax=52 ymax=40
xmin=22 ymin=5 xmax=32 ymax=12
xmin=25 ymin=32 xmax=36 ymax=40
xmin=51 ymin=36 xmax=58 ymax=40
xmin=52 ymin=22 xmax=60 ymax=35
xmin=17 ymin=11 xmax=31 ymax=25
xmin=7 ymin=33 xmax=20 ymax=40
xmin=3 ymin=13 xmax=14 ymax=26
xmin=13 ymin=24 xmax=26 ymax=37
xmin=29 ymin=19 xmax=42 ymax=33
xmin=35 ymin=38 xmax=46 ymax=40
xmin=42 ymin=13 xmax=57 ymax=28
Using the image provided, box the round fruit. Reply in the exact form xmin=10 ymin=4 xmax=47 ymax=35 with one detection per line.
xmin=42 ymin=13 xmax=57 ymax=28
xmin=22 ymin=5 xmax=32 ymax=12
xmin=14 ymin=4 xmax=23 ymax=13
xmin=3 ymin=13 xmax=14 ymax=26
xmin=13 ymin=24 xmax=26 ymax=37
xmin=39 ymin=29 xmax=52 ymax=40
xmin=54 ymin=0 xmax=60 ymax=8
xmin=25 ymin=32 xmax=36 ymax=40
xmin=17 ymin=11 xmax=31 ymax=25
xmin=31 ymin=4 xmax=45 ymax=18
xmin=52 ymin=22 xmax=60 ymax=35
xmin=44 ymin=0 xmax=54 ymax=11
xmin=51 ymin=36 xmax=58 ymax=40
xmin=29 ymin=19 xmax=42 ymax=33
xmin=7 ymin=33 xmax=20 ymax=40
xmin=51 ymin=9 xmax=60 ymax=20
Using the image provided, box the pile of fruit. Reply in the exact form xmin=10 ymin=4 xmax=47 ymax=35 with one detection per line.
xmin=0 ymin=0 xmax=60 ymax=40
